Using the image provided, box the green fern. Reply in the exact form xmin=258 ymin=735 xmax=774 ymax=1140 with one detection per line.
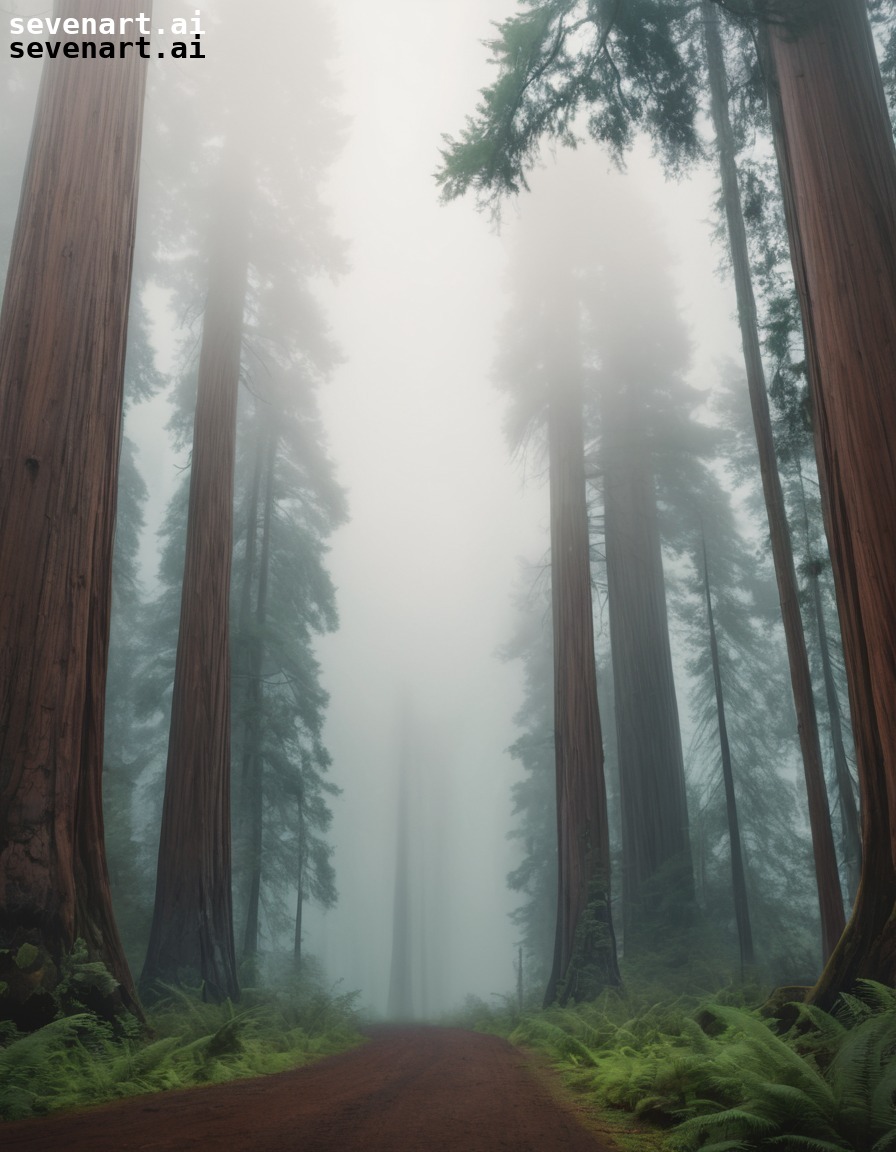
xmin=0 ymin=964 xmax=362 ymax=1120
xmin=505 ymin=983 xmax=896 ymax=1152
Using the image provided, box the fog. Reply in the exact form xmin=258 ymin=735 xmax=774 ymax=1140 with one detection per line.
xmin=302 ymin=1 xmax=742 ymax=1014
xmin=3 ymin=0 xmax=757 ymax=1016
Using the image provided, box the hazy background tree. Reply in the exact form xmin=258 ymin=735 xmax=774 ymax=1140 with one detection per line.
xmin=133 ymin=0 xmax=346 ymax=998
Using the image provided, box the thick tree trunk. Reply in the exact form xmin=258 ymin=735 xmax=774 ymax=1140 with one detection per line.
xmin=703 ymin=0 xmax=845 ymax=962
xmin=603 ymin=383 xmax=692 ymax=945
xmin=140 ymin=168 xmax=249 ymax=1002
xmin=761 ymin=0 xmax=896 ymax=1003
xmin=242 ymin=428 xmax=276 ymax=958
xmin=0 ymin=0 xmax=148 ymax=1025
xmin=702 ymin=539 xmax=754 ymax=973
xmin=544 ymin=289 xmax=619 ymax=1006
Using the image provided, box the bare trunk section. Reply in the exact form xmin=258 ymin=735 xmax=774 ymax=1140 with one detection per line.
xmin=140 ymin=164 xmax=250 ymax=1002
xmin=0 ymin=0 xmax=148 ymax=1025
xmin=807 ymin=563 xmax=861 ymax=906
xmin=701 ymin=539 xmax=754 ymax=973
xmin=241 ymin=427 xmax=276 ymax=959
xmin=388 ymin=741 xmax=414 ymax=1019
xmin=704 ymin=0 xmax=845 ymax=963
xmin=793 ymin=465 xmax=862 ymax=908
xmin=544 ymin=287 xmax=619 ymax=1006
xmin=761 ymin=0 xmax=896 ymax=1002
xmin=603 ymin=384 xmax=692 ymax=944
xmin=233 ymin=432 xmax=264 ymax=944
xmin=293 ymin=812 xmax=304 ymax=967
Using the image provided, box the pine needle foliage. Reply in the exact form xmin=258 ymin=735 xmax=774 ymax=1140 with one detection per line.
xmin=0 ymin=962 xmax=361 ymax=1121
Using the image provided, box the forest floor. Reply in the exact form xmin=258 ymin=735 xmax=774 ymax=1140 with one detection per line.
xmin=0 ymin=1024 xmax=643 ymax=1151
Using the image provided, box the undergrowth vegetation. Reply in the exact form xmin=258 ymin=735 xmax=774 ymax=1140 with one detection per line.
xmin=0 ymin=952 xmax=362 ymax=1121
xmin=458 ymin=979 xmax=896 ymax=1151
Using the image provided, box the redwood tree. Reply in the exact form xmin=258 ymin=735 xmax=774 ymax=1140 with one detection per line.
xmin=0 ymin=1 xmax=148 ymax=1023
xmin=140 ymin=171 xmax=248 ymax=1000
xmin=702 ymin=0 xmax=845 ymax=961
xmin=545 ymin=277 xmax=620 ymax=1006
xmin=761 ymin=0 xmax=896 ymax=1003
xmin=602 ymin=383 xmax=693 ymax=944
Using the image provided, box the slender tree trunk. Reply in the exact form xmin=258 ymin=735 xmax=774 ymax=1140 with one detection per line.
xmin=807 ymin=564 xmax=862 ymax=906
xmin=242 ymin=427 xmax=276 ymax=958
xmin=0 ymin=0 xmax=148 ymax=1024
xmin=293 ymin=805 xmax=304 ymax=967
xmin=793 ymin=464 xmax=862 ymax=907
xmin=388 ymin=733 xmax=414 ymax=1019
xmin=703 ymin=0 xmax=845 ymax=962
xmin=760 ymin=0 xmax=896 ymax=1002
xmin=701 ymin=538 xmax=754 ymax=973
xmin=233 ymin=430 xmax=263 ymax=937
xmin=603 ymin=382 xmax=692 ymax=945
xmin=544 ymin=285 xmax=619 ymax=1006
xmin=140 ymin=165 xmax=249 ymax=1002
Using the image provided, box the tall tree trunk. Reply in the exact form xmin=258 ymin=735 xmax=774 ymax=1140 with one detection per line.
xmin=544 ymin=286 xmax=619 ymax=1006
xmin=233 ymin=429 xmax=263 ymax=938
xmin=701 ymin=538 xmax=754 ymax=973
xmin=603 ymin=382 xmax=692 ymax=945
xmin=140 ymin=165 xmax=249 ymax=1002
xmin=807 ymin=562 xmax=862 ymax=906
xmin=242 ymin=426 xmax=276 ymax=959
xmin=760 ymin=0 xmax=896 ymax=1003
xmin=0 ymin=0 xmax=148 ymax=1025
xmin=795 ymin=464 xmax=862 ymax=907
xmin=293 ymin=800 xmax=304 ymax=968
xmin=703 ymin=0 xmax=845 ymax=962
xmin=388 ymin=735 xmax=414 ymax=1019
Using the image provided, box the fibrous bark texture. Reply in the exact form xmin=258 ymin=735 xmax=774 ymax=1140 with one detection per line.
xmin=603 ymin=387 xmax=692 ymax=944
xmin=703 ymin=0 xmax=845 ymax=961
xmin=0 ymin=0 xmax=148 ymax=1023
xmin=544 ymin=292 xmax=619 ymax=1006
xmin=140 ymin=171 xmax=248 ymax=1001
xmin=763 ymin=0 xmax=896 ymax=1002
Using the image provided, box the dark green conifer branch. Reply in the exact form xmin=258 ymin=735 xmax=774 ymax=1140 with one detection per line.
xmin=436 ymin=0 xmax=704 ymax=207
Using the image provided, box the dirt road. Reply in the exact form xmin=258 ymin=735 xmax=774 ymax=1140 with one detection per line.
xmin=0 ymin=1025 xmax=618 ymax=1150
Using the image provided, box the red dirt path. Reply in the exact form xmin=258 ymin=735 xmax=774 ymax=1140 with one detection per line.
xmin=0 ymin=1025 xmax=619 ymax=1150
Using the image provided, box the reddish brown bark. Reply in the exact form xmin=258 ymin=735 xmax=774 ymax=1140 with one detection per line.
xmin=544 ymin=285 xmax=619 ymax=1006
xmin=762 ymin=0 xmax=896 ymax=1002
xmin=703 ymin=0 xmax=845 ymax=961
xmin=0 ymin=1 xmax=148 ymax=1022
xmin=140 ymin=170 xmax=249 ymax=1002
